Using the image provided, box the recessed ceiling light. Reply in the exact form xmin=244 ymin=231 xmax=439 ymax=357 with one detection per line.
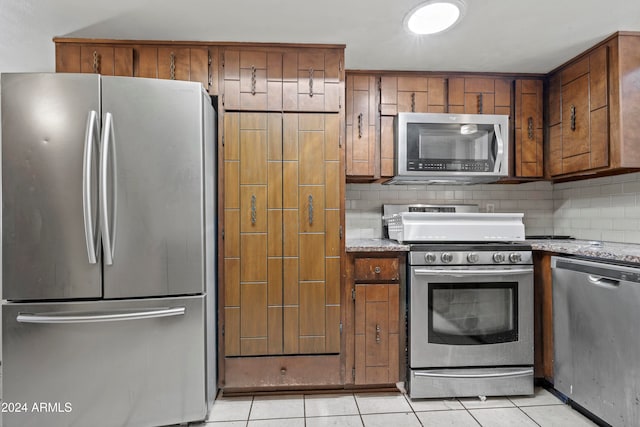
xmin=405 ymin=0 xmax=466 ymax=35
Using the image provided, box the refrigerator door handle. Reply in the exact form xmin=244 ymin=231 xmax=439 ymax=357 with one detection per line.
xmin=100 ymin=111 xmax=118 ymax=265
xmin=83 ymin=110 xmax=100 ymax=264
xmin=16 ymin=307 xmax=186 ymax=324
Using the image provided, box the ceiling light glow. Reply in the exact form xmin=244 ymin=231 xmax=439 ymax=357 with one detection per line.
xmin=406 ymin=0 xmax=465 ymax=35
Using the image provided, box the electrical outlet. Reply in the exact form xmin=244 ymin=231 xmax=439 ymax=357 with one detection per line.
xmin=486 ymin=203 xmax=495 ymax=213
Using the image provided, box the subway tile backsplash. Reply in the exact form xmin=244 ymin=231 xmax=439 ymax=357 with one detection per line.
xmin=346 ymin=171 xmax=640 ymax=244
xmin=346 ymin=181 xmax=555 ymax=239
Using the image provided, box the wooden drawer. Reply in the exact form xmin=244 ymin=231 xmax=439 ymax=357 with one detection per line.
xmin=354 ymin=257 xmax=400 ymax=282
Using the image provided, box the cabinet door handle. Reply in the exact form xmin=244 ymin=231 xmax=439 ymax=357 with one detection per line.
xmin=527 ymin=116 xmax=534 ymax=139
xmin=374 ymin=266 xmax=381 ymax=274
xmin=208 ymin=54 xmax=213 ymax=88
xmin=169 ymin=52 xmax=176 ymax=80
xmin=309 ymin=68 xmax=314 ymax=98
xmin=308 ymin=195 xmax=314 ymax=225
xmin=250 ymin=65 xmax=257 ymax=95
xmin=411 ymin=92 xmax=416 ymax=112
xmin=477 ymin=93 xmax=483 ymax=114
xmin=570 ymin=104 xmax=576 ymax=131
xmin=357 ymin=113 xmax=363 ymax=139
xmin=251 ymin=194 xmax=257 ymax=225
xmin=92 ymin=51 xmax=100 ymax=74
xmin=376 ymin=324 xmax=381 ymax=343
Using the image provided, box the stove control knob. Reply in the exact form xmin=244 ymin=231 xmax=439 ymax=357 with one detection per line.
xmin=467 ymin=253 xmax=479 ymax=263
xmin=424 ymin=253 xmax=437 ymax=264
xmin=509 ymin=253 xmax=523 ymax=263
xmin=441 ymin=253 xmax=453 ymax=263
xmin=493 ymin=253 xmax=505 ymax=263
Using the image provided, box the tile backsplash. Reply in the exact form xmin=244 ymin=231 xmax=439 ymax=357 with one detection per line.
xmin=347 ymin=172 xmax=640 ymax=244
xmin=346 ymin=181 xmax=554 ymax=239
xmin=553 ymin=172 xmax=640 ymax=243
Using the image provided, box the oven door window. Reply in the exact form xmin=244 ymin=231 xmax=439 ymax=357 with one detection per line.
xmin=428 ymin=282 xmax=518 ymax=345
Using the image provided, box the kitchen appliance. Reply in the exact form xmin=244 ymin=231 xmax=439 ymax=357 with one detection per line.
xmin=1 ymin=73 xmax=216 ymax=427
xmin=387 ymin=112 xmax=509 ymax=185
xmin=383 ymin=204 xmax=533 ymax=399
xmin=552 ymin=257 xmax=640 ymax=427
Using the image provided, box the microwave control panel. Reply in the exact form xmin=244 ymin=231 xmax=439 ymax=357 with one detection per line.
xmin=407 ymin=159 xmax=490 ymax=172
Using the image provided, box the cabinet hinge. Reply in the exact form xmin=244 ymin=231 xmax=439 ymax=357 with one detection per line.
xmin=352 ymin=368 xmax=356 ymax=379
xmin=339 ymin=322 xmax=343 ymax=335
xmin=339 ymin=225 xmax=343 ymax=239
xmin=222 ymin=324 xmax=225 ymax=336
xmin=378 ymin=103 xmax=382 ymax=113
xmin=339 ymin=133 xmax=343 ymax=148
xmin=222 ymin=135 xmax=225 ymax=147
xmin=222 ymin=94 xmax=225 ymax=106
xmin=221 ymin=55 xmax=225 ymax=68
xmin=339 ymin=95 xmax=342 ymax=109
xmin=352 ymin=288 xmax=356 ymax=301
xmin=222 ymin=228 xmax=225 ymax=240
xmin=339 ymin=59 xmax=343 ymax=73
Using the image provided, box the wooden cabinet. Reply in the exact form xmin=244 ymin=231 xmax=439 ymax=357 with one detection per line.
xmin=380 ymin=76 xmax=446 ymax=115
xmin=548 ymin=32 xmax=640 ymax=180
xmin=54 ymin=39 xmax=218 ymax=95
xmin=533 ymin=252 xmax=554 ymax=381
xmin=346 ymin=74 xmax=378 ymax=178
xmin=221 ymin=48 xmax=342 ymax=112
xmin=55 ymin=44 xmax=133 ymax=76
xmin=514 ymin=79 xmax=544 ymax=178
xmin=548 ymin=45 xmax=608 ymax=176
xmin=448 ymin=77 xmax=512 ymax=115
xmin=346 ymin=254 xmax=403 ymax=386
xmin=223 ymin=112 xmax=342 ymax=358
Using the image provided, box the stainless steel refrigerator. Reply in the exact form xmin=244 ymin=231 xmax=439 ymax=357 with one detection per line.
xmin=0 ymin=73 xmax=217 ymax=427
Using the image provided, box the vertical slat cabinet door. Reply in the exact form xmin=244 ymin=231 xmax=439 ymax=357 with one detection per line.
xmin=283 ymin=113 xmax=341 ymax=355
xmin=223 ymin=50 xmax=282 ymax=111
xmin=397 ymin=76 xmax=428 ymax=113
xmin=190 ymin=47 xmax=212 ymax=93
xmin=158 ymin=47 xmax=190 ymax=81
xmin=346 ymin=74 xmax=376 ymax=177
xmin=56 ymin=43 xmax=81 ymax=72
xmin=589 ymin=46 xmax=609 ymax=170
xmin=101 ymin=77 xmax=205 ymax=299
xmin=515 ymin=79 xmax=544 ymax=177
xmin=1 ymin=73 xmax=102 ymax=300
xmin=561 ymin=75 xmax=590 ymax=166
xmin=135 ymin=46 xmax=159 ymax=78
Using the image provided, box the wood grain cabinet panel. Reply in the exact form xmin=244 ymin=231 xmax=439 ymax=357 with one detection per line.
xmin=346 ymin=74 xmax=378 ymax=178
xmin=223 ymin=112 xmax=343 ymax=358
xmin=63 ymin=45 xmax=133 ymax=76
xmin=448 ymin=77 xmax=511 ymax=115
xmin=347 ymin=254 xmax=403 ymax=386
xmin=514 ymin=79 xmax=544 ymax=178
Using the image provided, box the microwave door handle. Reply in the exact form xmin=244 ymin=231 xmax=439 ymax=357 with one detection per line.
xmin=493 ymin=123 xmax=504 ymax=174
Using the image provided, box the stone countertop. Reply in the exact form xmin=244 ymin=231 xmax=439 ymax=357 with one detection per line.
xmin=527 ymin=239 xmax=640 ymax=265
xmin=346 ymin=237 xmax=640 ymax=264
xmin=346 ymin=238 xmax=410 ymax=252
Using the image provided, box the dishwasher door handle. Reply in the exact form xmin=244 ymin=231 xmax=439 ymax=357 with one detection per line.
xmin=588 ymin=275 xmax=620 ymax=288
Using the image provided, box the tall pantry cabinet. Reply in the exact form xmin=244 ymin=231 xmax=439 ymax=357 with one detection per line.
xmin=220 ymin=46 xmax=346 ymax=389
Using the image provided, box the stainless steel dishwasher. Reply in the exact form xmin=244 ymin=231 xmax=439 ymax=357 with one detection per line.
xmin=552 ymin=256 xmax=640 ymax=427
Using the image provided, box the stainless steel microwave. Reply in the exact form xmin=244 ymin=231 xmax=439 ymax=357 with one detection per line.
xmin=387 ymin=112 xmax=509 ymax=185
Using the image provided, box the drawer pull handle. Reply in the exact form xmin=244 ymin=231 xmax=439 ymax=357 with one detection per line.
xmin=477 ymin=93 xmax=483 ymax=114
xmin=357 ymin=113 xmax=363 ymax=139
xmin=308 ymin=194 xmax=314 ymax=225
xmin=309 ymin=68 xmax=314 ymax=97
xmin=374 ymin=266 xmax=381 ymax=274
xmin=570 ymin=104 xmax=576 ymax=131
xmin=280 ymin=367 xmax=287 ymax=375
xmin=92 ymin=51 xmax=100 ymax=74
xmin=411 ymin=92 xmax=416 ymax=112
xmin=376 ymin=324 xmax=381 ymax=343
xmin=527 ymin=116 xmax=534 ymax=139
xmin=169 ymin=52 xmax=176 ymax=80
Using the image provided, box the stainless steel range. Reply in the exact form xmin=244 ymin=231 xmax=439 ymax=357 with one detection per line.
xmin=383 ymin=204 xmax=534 ymax=399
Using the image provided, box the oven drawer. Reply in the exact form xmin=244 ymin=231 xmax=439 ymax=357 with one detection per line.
xmin=354 ymin=257 xmax=400 ymax=282
xmin=409 ymin=367 xmax=534 ymax=398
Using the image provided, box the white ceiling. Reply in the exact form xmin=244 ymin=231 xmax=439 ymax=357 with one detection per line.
xmin=1 ymin=0 xmax=640 ymax=74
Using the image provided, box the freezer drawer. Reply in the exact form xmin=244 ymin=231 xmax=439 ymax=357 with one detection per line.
xmin=2 ymin=296 xmax=207 ymax=427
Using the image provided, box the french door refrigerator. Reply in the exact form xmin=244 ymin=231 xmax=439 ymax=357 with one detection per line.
xmin=1 ymin=73 xmax=216 ymax=427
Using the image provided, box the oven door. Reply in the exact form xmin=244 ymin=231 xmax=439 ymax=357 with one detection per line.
xmin=409 ymin=265 xmax=533 ymax=368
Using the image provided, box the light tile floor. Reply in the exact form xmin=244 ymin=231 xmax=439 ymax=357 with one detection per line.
xmin=188 ymin=387 xmax=599 ymax=427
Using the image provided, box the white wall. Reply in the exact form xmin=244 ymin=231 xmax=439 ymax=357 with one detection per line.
xmin=346 ymin=181 xmax=555 ymax=239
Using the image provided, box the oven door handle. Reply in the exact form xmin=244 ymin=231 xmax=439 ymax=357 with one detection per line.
xmin=413 ymin=268 xmax=533 ymax=277
xmin=414 ymin=368 xmax=533 ymax=379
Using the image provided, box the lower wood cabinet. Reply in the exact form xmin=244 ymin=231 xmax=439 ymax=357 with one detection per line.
xmin=346 ymin=253 xmax=404 ymax=387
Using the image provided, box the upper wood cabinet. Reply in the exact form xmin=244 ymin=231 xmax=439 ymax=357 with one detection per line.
xmin=221 ymin=48 xmax=343 ymax=112
xmin=514 ymin=79 xmax=544 ymax=178
xmin=56 ymin=44 xmax=133 ymax=76
xmin=346 ymin=74 xmax=378 ymax=178
xmin=55 ymin=39 xmax=219 ymax=95
xmin=547 ymin=32 xmax=640 ymax=179
xmin=448 ymin=77 xmax=512 ymax=115
xmin=380 ymin=76 xmax=446 ymax=115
